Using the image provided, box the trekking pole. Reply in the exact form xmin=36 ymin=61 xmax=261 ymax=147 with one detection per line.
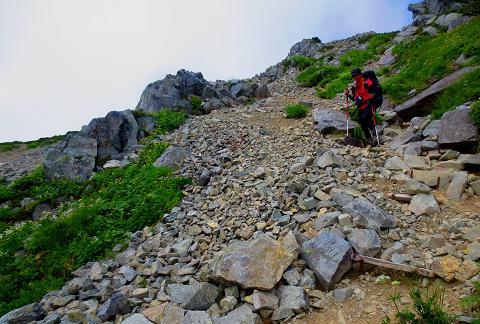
xmin=372 ymin=106 xmax=380 ymax=146
xmin=345 ymin=92 xmax=350 ymax=137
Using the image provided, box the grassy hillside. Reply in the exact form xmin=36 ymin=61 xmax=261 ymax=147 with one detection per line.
xmin=0 ymin=135 xmax=65 ymax=152
xmin=0 ymin=110 xmax=189 ymax=316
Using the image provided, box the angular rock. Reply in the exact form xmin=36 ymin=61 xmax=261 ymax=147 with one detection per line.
xmin=121 ymin=314 xmax=154 ymax=324
xmin=137 ymin=70 xmax=207 ymax=113
xmin=0 ymin=303 xmax=45 ymax=324
xmin=271 ymin=306 xmax=295 ymax=321
xmin=422 ymin=120 xmax=441 ymax=138
xmin=440 ymin=149 xmax=461 ymax=161
xmin=230 ymin=81 xmax=253 ymax=98
xmin=404 ymin=155 xmax=431 ymax=170
xmin=299 ymin=232 xmax=352 ymax=290
xmin=438 ymin=105 xmax=479 ymax=151
xmin=471 ymin=181 xmax=480 ymax=196
xmin=213 ymin=304 xmax=261 ymax=324
xmin=455 ymin=260 xmax=480 ymax=282
xmin=252 ymin=291 xmax=279 ymax=311
xmin=333 ymin=287 xmax=354 ymax=302
xmin=446 ymin=171 xmax=468 ymax=200
xmin=395 ymin=67 xmax=477 ymax=118
xmin=167 ymin=282 xmax=220 ymax=311
xmin=288 ymin=38 xmax=324 ymax=57
xmin=153 ymin=146 xmax=188 ymax=169
xmin=384 ymin=156 xmax=408 ymax=171
xmin=431 ymin=256 xmax=461 ymax=282
xmin=203 ymin=98 xmax=225 ymax=113
xmin=412 ymin=169 xmax=455 ymax=188
xmin=316 ymin=151 xmax=341 ymax=169
xmin=389 ymin=129 xmax=422 ymax=150
xmin=277 ymin=285 xmax=309 ymax=313
xmin=81 ymin=110 xmax=139 ymax=161
xmin=313 ymin=108 xmax=358 ymax=134
xmin=406 ymin=180 xmax=432 ymax=195
xmin=182 ymin=311 xmax=213 ymax=324
xmin=97 ymin=292 xmax=129 ymax=321
xmin=436 ymin=13 xmax=470 ymax=30
xmin=314 ymin=211 xmax=340 ymax=230
xmin=207 ymin=234 xmax=297 ymax=290
xmin=408 ymin=194 xmax=440 ymax=216
xmin=31 ymin=202 xmax=52 ymax=220
xmin=43 ymin=134 xmax=97 ymax=181
xmin=347 ymin=229 xmax=382 ymax=257
xmin=143 ymin=303 xmax=185 ymax=324
xmin=342 ymin=197 xmax=396 ymax=230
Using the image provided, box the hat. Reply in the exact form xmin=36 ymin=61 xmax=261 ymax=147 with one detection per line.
xmin=351 ymin=68 xmax=362 ymax=77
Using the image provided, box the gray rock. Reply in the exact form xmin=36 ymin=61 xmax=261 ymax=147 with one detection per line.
xmin=438 ymin=105 xmax=479 ymax=151
xmin=136 ymin=69 xmax=207 ymax=113
xmin=342 ymin=197 xmax=396 ymax=230
xmin=271 ymin=307 xmax=295 ymax=321
xmin=395 ymin=67 xmax=478 ymax=119
xmin=41 ymin=313 xmax=61 ymax=324
xmin=203 ymin=98 xmax=225 ymax=113
xmin=153 ymin=146 xmax=188 ymax=169
xmin=313 ymin=108 xmax=358 ymax=134
xmin=408 ymin=194 xmax=440 ymax=216
xmin=333 ymin=287 xmax=354 ymax=302
xmin=314 ymin=212 xmax=340 ymax=230
xmin=347 ymin=229 xmax=382 ymax=257
xmin=213 ymin=304 xmax=261 ymax=324
xmin=0 ymin=303 xmax=45 ymax=324
xmin=208 ymin=233 xmax=298 ymax=290
xmin=423 ymin=120 xmax=442 ymax=139
xmin=446 ymin=171 xmax=468 ymax=200
xmin=167 ymin=282 xmax=220 ymax=311
xmin=172 ymin=237 xmax=193 ymax=256
xmin=43 ymin=134 xmax=97 ymax=181
xmin=423 ymin=26 xmax=438 ymax=35
xmin=288 ymin=38 xmax=324 ymax=58
xmin=253 ymin=83 xmax=269 ymax=99
xmin=121 ymin=314 xmax=153 ymax=324
xmin=82 ymin=110 xmax=139 ymax=161
xmin=316 ymin=151 xmax=341 ymax=169
xmin=31 ymin=202 xmax=52 ymax=220
xmin=378 ymin=46 xmax=396 ymax=66
xmin=389 ymin=129 xmax=422 ymax=150
xmin=182 ymin=311 xmax=213 ymax=324
xmin=384 ymin=156 xmax=408 ymax=171
xmin=283 ymin=268 xmax=302 ymax=286
xmin=97 ymin=292 xmax=129 ymax=321
xmin=471 ymin=181 xmax=480 ymax=196
xmin=406 ymin=180 xmax=432 ymax=195
xmin=436 ymin=13 xmax=470 ymax=30
xmin=277 ymin=285 xmax=309 ymax=313
xmin=118 ymin=265 xmax=137 ymax=282
xmin=136 ymin=116 xmax=157 ymax=136
xmin=299 ymin=232 xmax=352 ymax=290
xmin=271 ymin=209 xmax=290 ymax=225
xmin=330 ymin=189 xmax=355 ymax=207
xmin=439 ymin=150 xmax=460 ymax=161
xmin=230 ymin=81 xmax=252 ymax=98
xmin=404 ymin=155 xmax=431 ymax=170
xmin=298 ymin=197 xmax=316 ymax=211
xmin=252 ymin=291 xmax=279 ymax=311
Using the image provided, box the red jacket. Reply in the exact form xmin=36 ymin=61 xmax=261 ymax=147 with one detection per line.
xmin=354 ymin=77 xmax=373 ymax=110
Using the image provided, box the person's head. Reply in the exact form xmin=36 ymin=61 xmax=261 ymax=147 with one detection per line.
xmin=351 ymin=68 xmax=362 ymax=82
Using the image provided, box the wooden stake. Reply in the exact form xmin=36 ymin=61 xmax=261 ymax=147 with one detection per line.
xmin=351 ymin=253 xmax=435 ymax=278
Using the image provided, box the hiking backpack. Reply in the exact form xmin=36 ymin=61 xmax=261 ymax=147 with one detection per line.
xmin=363 ymin=70 xmax=383 ymax=109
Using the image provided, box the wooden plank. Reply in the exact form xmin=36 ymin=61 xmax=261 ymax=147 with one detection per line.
xmin=351 ymin=253 xmax=435 ymax=278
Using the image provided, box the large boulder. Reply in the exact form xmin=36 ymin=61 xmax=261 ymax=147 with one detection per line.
xmin=346 ymin=229 xmax=382 ymax=257
xmin=436 ymin=13 xmax=470 ymax=30
xmin=82 ymin=110 xmax=139 ymax=161
xmin=153 ymin=146 xmax=188 ymax=169
xmin=137 ymin=70 xmax=207 ymax=113
xmin=230 ymin=81 xmax=253 ymax=98
xmin=313 ymin=108 xmax=358 ymax=134
xmin=438 ymin=105 xmax=479 ymax=151
xmin=207 ymin=233 xmax=298 ymax=290
xmin=43 ymin=134 xmax=97 ymax=181
xmin=394 ymin=67 xmax=477 ymax=119
xmin=166 ymin=282 xmax=220 ymax=311
xmin=288 ymin=38 xmax=324 ymax=58
xmin=299 ymin=232 xmax=352 ymax=290
xmin=341 ymin=197 xmax=396 ymax=230
xmin=0 ymin=303 xmax=46 ymax=324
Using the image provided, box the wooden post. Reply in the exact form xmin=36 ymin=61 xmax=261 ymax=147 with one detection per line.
xmin=351 ymin=253 xmax=435 ymax=278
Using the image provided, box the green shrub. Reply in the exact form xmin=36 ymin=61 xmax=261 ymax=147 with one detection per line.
xmin=284 ymin=55 xmax=316 ymax=71
xmin=0 ymin=142 xmax=21 ymax=152
xmin=189 ymin=95 xmax=203 ymax=113
xmin=383 ymin=18 xmax=480 ymax=104
xmin=431 ymin=68 xmax=480 ymax=119
xmin=284 ymin=103 xmax=309 ymax=119
xmin=461 ymin=281 xmax=480 ymax=320
xmin=0 ymin=135 xmax=65 ymax=152
xmin=0 ymin=113 xmax=189 ymax=316
xmin=461 ymin=0 xmax=480 ymax=16
xmin=153 ymin=109 xmax=187 ymax=134
xmin=471 ymin=101 xmax=480 ymax=128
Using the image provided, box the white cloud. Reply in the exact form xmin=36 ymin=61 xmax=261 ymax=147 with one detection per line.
xmin=0 ymin=0 xmax=412 ymax=142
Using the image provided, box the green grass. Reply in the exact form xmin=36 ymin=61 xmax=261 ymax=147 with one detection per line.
xmin=383 ymin=18 xmax=480 ymax=104
xmin=293 ymin=32 xmax=395 ymax=99
xmin=189 ymin=95 xmax=203 ymax=114
xmin=430 ymin=68 xmax=480 ymax=119
xmin=0 ymin=112 xmax=190 ymax=316
xmin=461 ymin=281 xmax=480 ymax=321
xmin=283 ymin=55 xmax=316 ymax=71
xmin=471 ymin=101 xmax=480 ymax=128
xmin=0 ymin=135 xmax=65 ymax=153
xmin=285 ymin=103 xmax=309 ymax=119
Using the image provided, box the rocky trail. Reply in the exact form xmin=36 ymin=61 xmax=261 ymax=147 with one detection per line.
xmin=4 ymin=71 xmax=479 ymax=324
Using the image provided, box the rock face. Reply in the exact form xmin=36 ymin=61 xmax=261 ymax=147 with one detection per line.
xmin=341 ymin=198 xmax=396 ymax=230
xmin=137 ymin=70 xmax=207 ymax=113
xmin=313 ymin=108 xmax=358 ymax=134
xmin=288 ymin=38 xmax=324 ymax=58
xmin=207 ymin=234 xmax=297 ymax=290
xmin=394 ymin=67 xmax=477 ymax=119
xmin=299 ymin=232 xmax=352 ymax=291
xmin=43 ymin=134 xmax=97 ymax=181
xmin=82 ymin=110 xmax=139 ymax=161
xmin=153 ymin=146 xmax=188 ymax=169
xmin=436 ymin=13 xmax=470 ymax=30
xmin=438 ymin=105 xmax=479 ymax=151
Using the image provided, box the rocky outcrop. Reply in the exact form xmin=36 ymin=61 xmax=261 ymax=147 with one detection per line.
xmin=394 ymin=67 xmax=477 ymax=119
xmin=438 ymin=105 xmax=479 ymax=151
xmin=43 ymin=134 xmax=97 ymax=181
xmin=288 ymin=38 xmax=324 ymax=58
xmin=313 ymin=108 xmax=358 ymax=134
xmin=81 ymin=110 xmax=139 ymax=161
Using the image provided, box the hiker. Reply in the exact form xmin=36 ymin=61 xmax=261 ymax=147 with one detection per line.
xmin=344 ymin=68 xmax=383 ymax=144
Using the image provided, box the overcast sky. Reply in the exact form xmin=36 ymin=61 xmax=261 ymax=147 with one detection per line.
xmin=0 ymin=0 xmax=413 ymax=142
